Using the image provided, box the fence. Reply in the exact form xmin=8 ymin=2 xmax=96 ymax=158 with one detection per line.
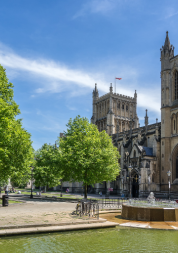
xmin=97 ymin=198 xmax=127 ymax=209
xmin=73 ymin=200 xmax=99 ymax=219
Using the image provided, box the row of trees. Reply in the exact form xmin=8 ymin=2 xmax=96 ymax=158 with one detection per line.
xmin=0 ymin=64 xmax=121 ymax=198
xmin=0 ymin=65 xmax=34 ymax=186
xmin=33 ymin=116 xmax=121 ymax=198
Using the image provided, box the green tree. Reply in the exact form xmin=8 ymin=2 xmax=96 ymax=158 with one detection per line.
xmin=59 ymin=116 xmax=120 ymax=199
xmin=0 ymin=65 xmax=34 ymax=181
xmin=10 ymin=171 xmax=31 ymax=188
xmin=34 ymin=143 xmax=62 ymax=190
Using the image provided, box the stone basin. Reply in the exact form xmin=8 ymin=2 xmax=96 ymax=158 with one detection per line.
xmin=121 ymin=203 xmax=178 ymax=221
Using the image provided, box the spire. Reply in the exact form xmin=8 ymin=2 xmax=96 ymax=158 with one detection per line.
xmin=144 ymin=109 xmax=148 ymax=125
xmin=110 ymin=83 xmax=113 ymax=93
xmin=144 ymin=109 xmax=148 ymax=132
xmin=164 ymin=31 xmax=171 ymax=50
xmin=161 ymin=31 xmax=174 ymax=58
xmin=95 ymin=83 xmax=98 ymax=92
xmin=93 ymin=83 xmax=99 ymax=98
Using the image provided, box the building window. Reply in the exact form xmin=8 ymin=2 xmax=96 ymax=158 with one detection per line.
xmin=162 ymin=154 xmax=164 ymax=158
xmin=162 ymin=178 xmax=164 ymax=183
xmin=117 ymin=103 xmax=120 ymax=109
xmin=134 ymin=150 xmax=136 ymax=157
xmin=122 ymin=104 xmax=124 ymax=110
xmin=126 ymin=105 xmax=128 ymax=111
xmin=176 ymin=156 xmax=178 ymax=178
xmin=162 ymin=141 xmax=164 ymax=145
xmin=162 ymin=166 xmax=164 ymax=171
xmin=174 ymin=120 xmax=176 ymax=131
xmin=175 ymin=71 xmax=178 ymax=100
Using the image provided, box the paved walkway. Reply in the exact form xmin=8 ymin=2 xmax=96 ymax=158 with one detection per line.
xmin=0 ymin=201 xmax=118 ymax=236
xmin=0 ymin=201 xmax=77 ymax=226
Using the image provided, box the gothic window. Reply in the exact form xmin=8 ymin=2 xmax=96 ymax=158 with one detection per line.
xmin=174 ymin=120 xmax=176 ymax=131
xmin=176 ymin=156 xmax=178 ymax=178
xmin=175 ymin=71 xmax=178 ymax=100
xmin=122 ymin=104 xmax=124 ymax=110
xmin=117 ymin=103 xmax=120 ymax=109
xmin=126 ymin=105 xmax=128 ymax=111
xmin=134 ymin=150 xmax=136 ymax=157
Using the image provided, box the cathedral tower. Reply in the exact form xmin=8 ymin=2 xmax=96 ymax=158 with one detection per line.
xmin=160 ymin=31 xmax=178 ymax=189
xmin=91 ymin=83 xmax=138 ymax=135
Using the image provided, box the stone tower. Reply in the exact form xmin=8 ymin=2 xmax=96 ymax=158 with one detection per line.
xmin=160 ymin=31 xmax=178 ymax=189
xmin=91 ymin=83 xmax=139 ymax=135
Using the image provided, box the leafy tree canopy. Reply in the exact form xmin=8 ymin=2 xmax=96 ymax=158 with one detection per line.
xmin=59 ymin=116 xmax=120 ymax=198
xmin=0 ymin=65 xmax=34 ymax=181
xmin=34 ymin=143 xmax=62 ymax=189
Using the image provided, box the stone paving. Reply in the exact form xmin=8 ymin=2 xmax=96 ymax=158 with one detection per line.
xmin=0 ymin=201 xmax=79 ymax=226
xmin=0 ymin=201 xmax=118 ymax=236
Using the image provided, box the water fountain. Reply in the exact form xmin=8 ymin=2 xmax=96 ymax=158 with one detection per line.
xmin=121 ymin=192 xmax=178 ymax=221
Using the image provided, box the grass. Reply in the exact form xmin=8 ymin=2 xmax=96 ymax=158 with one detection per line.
xmin=8 ymin=200 xmax=21 ymax=204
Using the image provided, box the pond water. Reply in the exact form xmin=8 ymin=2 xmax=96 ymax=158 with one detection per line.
xmin=0 ymin=227 xmax=178 ymax=253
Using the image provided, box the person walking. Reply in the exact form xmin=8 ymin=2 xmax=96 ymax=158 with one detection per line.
xmin=5 ymin=185 xmax=9 ymax=195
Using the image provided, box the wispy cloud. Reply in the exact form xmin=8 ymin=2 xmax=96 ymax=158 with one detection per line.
xmin=0 ymin=42 xmax=160 ymax=114
xmin=73 ymin=0 xmax=118 ymax=19
xmin=165 ymin=11 xmax=178 ymax=19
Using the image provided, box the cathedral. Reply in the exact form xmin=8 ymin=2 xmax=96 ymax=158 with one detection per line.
xmin=90 ymin=31 xmax=178 ymax=198
xmin=60 ymin=32 xmax=178 ymax=198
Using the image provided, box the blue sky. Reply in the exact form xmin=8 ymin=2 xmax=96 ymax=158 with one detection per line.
xmin=1 ymin=0 xmax=178 ymax=150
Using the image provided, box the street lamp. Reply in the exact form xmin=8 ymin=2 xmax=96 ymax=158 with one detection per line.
xmin=147 ymin=167 xmax=151 ymax=194
xmin=167 ymin=170 xmax=171 ymax=201
xmin=128 ymin=164 xmax=132 ymax=198
xmin=30 ymin=167 xmax=34 ymax=199
xmin=60 ymin=179 xmax=63 ymax=197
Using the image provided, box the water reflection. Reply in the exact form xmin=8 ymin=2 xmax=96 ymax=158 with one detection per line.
xmin=0 ymin=227 xmax=178 ymax=253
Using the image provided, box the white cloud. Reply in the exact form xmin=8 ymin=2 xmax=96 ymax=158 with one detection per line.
xmin=73 ymin=0 xmax=119 ymax=19
xmin=0 ymin=42 xmax=160 ymax=114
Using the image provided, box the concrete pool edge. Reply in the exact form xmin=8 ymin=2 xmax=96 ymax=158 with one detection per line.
xmin=100 ymin=212 xmax=178 ymax=230
xmin=0 ymin=219 xmax=118 ymax=237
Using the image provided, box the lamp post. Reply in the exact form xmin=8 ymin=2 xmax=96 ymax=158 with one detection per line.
xmin=147 ymin=168 xmax=151 ymax=195
xmin=60 ymin=179 xmax=63 ymax=197
xmin=30 ymin=167 xmax=34 ymax=199
xmin=167 ymin=170 xmax=171 ymax=201
xmin=128 ymin=164 xmax=132 ymax=198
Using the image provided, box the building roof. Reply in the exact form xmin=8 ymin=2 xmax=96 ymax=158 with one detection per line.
xmin=143 ymin=146 xmax=153 ymax=156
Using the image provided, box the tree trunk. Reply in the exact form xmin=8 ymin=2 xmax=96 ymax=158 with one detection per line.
xmin=84 ymin=184 xmax=87 ymax=199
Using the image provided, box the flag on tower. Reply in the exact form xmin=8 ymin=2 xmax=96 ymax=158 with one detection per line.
xmin=115 ymin=78 xmax=122 ymax=80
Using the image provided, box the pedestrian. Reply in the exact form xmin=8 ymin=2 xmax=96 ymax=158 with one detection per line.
xmin=5 ymin=185 xmax=8 ymax=195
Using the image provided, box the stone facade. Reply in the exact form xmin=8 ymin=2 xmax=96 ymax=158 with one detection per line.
xmin=59 ymin=32 xmax=178 ymax=198
xmin=90 ymin=31 xmax=178 ymax=198
xmin=91 ymin=83 xmax=139 ymax=135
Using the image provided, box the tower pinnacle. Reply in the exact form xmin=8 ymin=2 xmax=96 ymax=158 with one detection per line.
xmin=161 ymin=31 xmax=174 ymax=58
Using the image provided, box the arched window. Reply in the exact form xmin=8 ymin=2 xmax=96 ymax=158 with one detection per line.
xmin=176 ymin=156 xmax=178 ymax=178
xmin=175 ymin=71 xmax=178 ymax=100
xmin=174 ymin=120 xmax=176 ymax=131
xmin=134 ymin=150 xmax=136 ymax=157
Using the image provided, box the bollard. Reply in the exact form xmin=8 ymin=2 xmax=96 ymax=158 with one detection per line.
xmin=2 ymin=195 xmax=8 ymax=207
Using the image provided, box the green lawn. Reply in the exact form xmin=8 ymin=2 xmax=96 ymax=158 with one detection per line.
xmin=9 ymin=200 xmax=22 ymax=204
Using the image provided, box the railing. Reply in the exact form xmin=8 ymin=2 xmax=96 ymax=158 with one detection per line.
xmin=73 ymin=200 xmax=99 ymax=219
xmin=97 ymin=198 xmax=127 ymax=209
